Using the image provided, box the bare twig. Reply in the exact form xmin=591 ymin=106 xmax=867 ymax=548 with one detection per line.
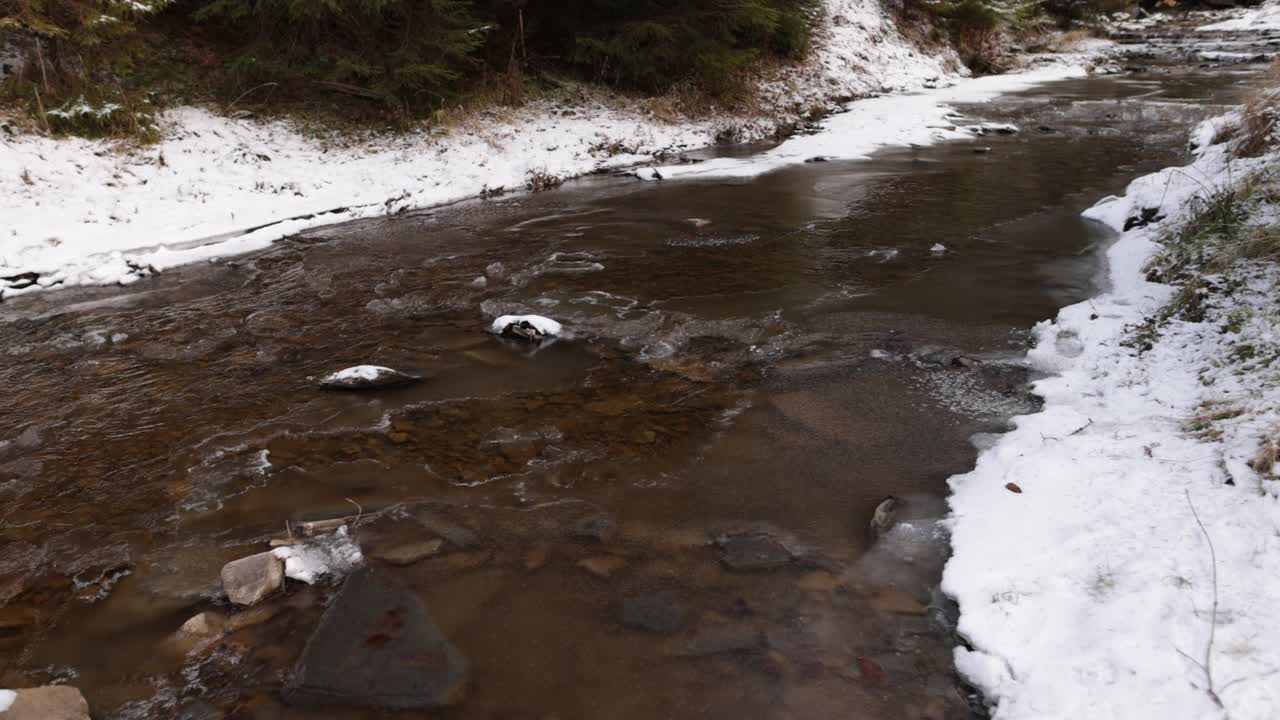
xmin=1069 ymin=419 xmax=1094 ymax=436
xmin=346 ymin=497 xmax=365 ymax=526
xmin=227 ymin=82 xmax=279 ymax=113
xmin=1184 ymin=488 xmax=1227 ymax=711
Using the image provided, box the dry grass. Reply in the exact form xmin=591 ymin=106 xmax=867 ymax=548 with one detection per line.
xmin=1237 ymin=61 xmax=1280 ymax=157
xmin=1248 ymin=429 xmax=1280 ymax=478
xmin=1186 ymin=401 xmax=1245 ymax=440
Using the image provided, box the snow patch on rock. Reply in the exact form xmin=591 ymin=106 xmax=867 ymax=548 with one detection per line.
xmin=272 ymin=526 xmax=364 ymax=584
xmin=490 ymin=314 xmax=563 ymax=337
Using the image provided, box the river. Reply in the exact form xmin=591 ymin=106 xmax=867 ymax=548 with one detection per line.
xmin=0 ymin=60 xmax=1269 ymax=719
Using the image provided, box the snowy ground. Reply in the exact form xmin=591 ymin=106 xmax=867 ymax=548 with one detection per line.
xmin=0 ymin=0 xmax=1108 ymax=299
xmin=944 ymin=108 xmax=1280 ymax=717
xmin=1198 ymin=0 xmax=1280 ymax=32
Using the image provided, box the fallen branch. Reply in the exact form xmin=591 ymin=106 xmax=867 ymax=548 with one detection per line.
xmin=310 ymin=80 xmax=384 ymax=101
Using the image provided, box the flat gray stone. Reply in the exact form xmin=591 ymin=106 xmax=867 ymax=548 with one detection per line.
xmin=284 ymin=569 xmax=468 ymax=709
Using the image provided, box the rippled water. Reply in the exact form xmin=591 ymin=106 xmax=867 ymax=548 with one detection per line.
xmin=0 ymin=67 xmax=1267 ymax=719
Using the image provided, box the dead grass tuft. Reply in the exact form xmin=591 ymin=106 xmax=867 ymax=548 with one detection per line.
xmin=1248 ymin=430 xmax=1280 ymax=479
xmin=1237 ymin=61 xmax=1280 ymax=157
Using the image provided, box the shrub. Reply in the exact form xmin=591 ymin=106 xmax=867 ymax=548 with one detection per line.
xmin=192 ymin=0 xmax=485 ymax=114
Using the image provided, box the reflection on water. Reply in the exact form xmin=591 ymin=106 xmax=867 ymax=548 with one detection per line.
xmin=0 ymin=67 xmax=1267 ymax=719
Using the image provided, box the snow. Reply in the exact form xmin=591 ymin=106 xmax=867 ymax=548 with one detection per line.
xmin=1198 ymin=1 xmax=1280 ymax=31
xmin=641 ymin=63 xmax=1092 ymax=182
xmin=944 ymin=110 xmax=1280 ymax=719
xmin=324 ymin=365 xmax=395 ymax=383
xmin=271 ymin=526 xmax=364 ymax=584
xmin=490 ymin=314 xmax=563 ymax=337
xmin=0 ymin=689 xmax=14 ymax=712
xmin=1 ymin=0 xmax=1106 ymax=299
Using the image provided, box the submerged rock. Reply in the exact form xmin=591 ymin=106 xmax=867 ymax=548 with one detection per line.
xmin=571 ymin=513 xmax=616 ymax=543
xmin=375 ymin=539 xmax=444 ymax=566
xmin=712 ymin=526 xmax=805 ymax=571
xmin=673 ymin=622 xmax=765 ymax=657
xmin=489 ymin=314 xmax=562 ymax=343
xmin=221 ymin=551 xmax=284 ymax=606
xmin=868 ymin=588 xmax=928 ymax=616
xmin=169 ymin=611 xmax=227 ymax=655
xmin=621 ymin=591 xmax=687 ymax=634
xmin=0 ymin=686 xmax=91 ymax=720
xmin=319 ymin=365 xmax=421 ymax=391
xmin=284 ymin=569 xmax=468 ymax=709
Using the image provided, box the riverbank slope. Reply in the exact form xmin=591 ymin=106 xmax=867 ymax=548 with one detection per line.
xmin=945 ymin=53 xmax=1280 ymax=720
xmin=0 ymin=0 xmax=1113 ymax=300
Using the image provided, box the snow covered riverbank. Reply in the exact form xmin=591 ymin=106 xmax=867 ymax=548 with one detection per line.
xmin=0 ymin=0 xmax=1108 ymax=299
xmin=945 ymin=106 xmax=1280 ymax=717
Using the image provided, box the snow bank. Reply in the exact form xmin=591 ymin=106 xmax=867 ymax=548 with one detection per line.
xmin=272 ymin=526 xmax=364 ymax=584
xmin=0 ymin=0 xmax=1100 ymax=299
xmin=642 ymin=63 xmax=1092 ymax=182
xmin=944 ymin=114 xmax=1280 ymax=718
xmin=1198 ymin=0 xmax=1280 ymax=31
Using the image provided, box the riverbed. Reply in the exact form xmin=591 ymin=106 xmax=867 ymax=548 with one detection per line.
xmin=0 ymin=63 xmax=1269 ymax=719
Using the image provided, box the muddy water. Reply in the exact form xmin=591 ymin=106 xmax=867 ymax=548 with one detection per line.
xmin=0 ymin=67 xmax=1266 ymax=719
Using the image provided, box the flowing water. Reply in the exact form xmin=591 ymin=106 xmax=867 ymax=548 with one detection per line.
xmin=0 ymin=64 xmax=1269 ymax=719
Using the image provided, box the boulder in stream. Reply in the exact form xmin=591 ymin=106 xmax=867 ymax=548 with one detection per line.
xmin=284 ymin=569 xmax=468 ymax=709
xmin=318 ymin=365 xmax=421 ymax=391
xmin=221 ymin=551 xmax=284 ymax=606
xmin=0 ymin=686 xmax=91 ymax=720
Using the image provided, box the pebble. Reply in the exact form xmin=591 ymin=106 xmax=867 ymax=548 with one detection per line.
xmin=523 ymin=543 xmax=550 ymax=571
xmin=578 ymin=555 xmax=627 ymax=578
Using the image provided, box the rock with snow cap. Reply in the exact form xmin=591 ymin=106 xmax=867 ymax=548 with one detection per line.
xmin=489 ymin=315 xmax=563 ymax=343
xmin=318 ymin=365 xmax=421 ymax=391
xmin=272 ymin=526 xmax=364 ymax=584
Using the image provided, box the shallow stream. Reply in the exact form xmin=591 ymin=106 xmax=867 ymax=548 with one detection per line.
xmin=0 ymin=63 xmax=1268 ymax=719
